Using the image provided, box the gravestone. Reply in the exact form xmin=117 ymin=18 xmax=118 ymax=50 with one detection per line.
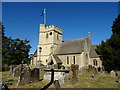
xmin=92 ymin=68 xmax=98 ymax=78
xmin=87 ymin=65 xmax=96 ymax=73
xmin=17 ymin=67 xmax=31 ymax=86
xmin=102 ymin=71 xmax=106 ymax=78
xmin=110 ymin=70 xmax=116 ymax=77
xmin=31 ymin=68 xmax=40 ymax=83
xmin=64 ymin=72 xmax=69 ymax=82
xmin=9 ymin=65 xmax=13 ymax=73
xmin=71 ymin=64 xmax=79 ymax=83
xmin=80 ymin=66 xmax=88 ymax=74
xmin=13 ymin=64 xmax=25 ymax=77
xmin=116 ymin=71 xmax=120 ymax=88
xmin=54 ymin=80 xmax=60 ymax=89
xmin=88 ymin=65 xmax=93 ymax=73
xmin=100 ymin=66 xmax=105 ymax=73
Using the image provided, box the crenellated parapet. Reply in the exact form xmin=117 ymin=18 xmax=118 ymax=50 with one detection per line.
xmin=40 ymin=24 xmax=62 ymax=34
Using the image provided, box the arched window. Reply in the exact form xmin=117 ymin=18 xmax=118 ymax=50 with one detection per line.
xmin=93 ymin=59 xmax=97 ymax=66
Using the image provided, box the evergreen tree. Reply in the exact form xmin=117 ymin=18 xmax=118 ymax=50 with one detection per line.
xmin=2 ymin=23 xmax=31 ymax=70
xmin=96 ymin=15 xmax=120 ymax=72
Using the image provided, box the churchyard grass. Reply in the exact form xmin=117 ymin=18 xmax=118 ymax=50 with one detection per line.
xmin=1 ymin=71 xmax=118 ymax=88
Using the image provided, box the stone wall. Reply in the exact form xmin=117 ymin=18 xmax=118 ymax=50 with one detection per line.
xmin=57 ymin=54 xmax=86 ymax=69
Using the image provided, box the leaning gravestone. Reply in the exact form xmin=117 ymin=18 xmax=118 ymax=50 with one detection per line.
xmin=71 ymin=64 xmax=79 ymax=84
xmin=17 ymin=67 xmax=31 ymax=86
xmin=31 ymin=68 xmax=40 ymax=83
xmin=110 ymin=70 xmax=116 ymax=77
xmin=13 ymin=64 xmax=25 ymax=77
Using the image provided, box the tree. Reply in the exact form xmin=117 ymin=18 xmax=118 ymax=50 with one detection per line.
xmin=96 ymin=15 xmax=120 ymax=72
xmin=2 ymin=23 xmax=31 ymax=70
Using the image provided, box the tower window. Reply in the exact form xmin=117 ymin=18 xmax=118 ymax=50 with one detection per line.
xmin=73 ymin=56 xmax=76 ymax=64
xmin=50 ymin=32 xmax=52 ymax=35
xmin=57 ymin=33 xmax=59 ymax=40
xmin=67 ymin=56 xmax=69 ymax=64
xmin=46 ymin=33 xmax=48 ymax=38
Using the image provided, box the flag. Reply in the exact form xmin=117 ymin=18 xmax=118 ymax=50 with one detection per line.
xmin=41 ymin=9 xmax=45 ymax=16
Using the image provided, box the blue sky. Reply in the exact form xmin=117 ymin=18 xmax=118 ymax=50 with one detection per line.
xmin=2 ymin=2 xmax=118 ymax=54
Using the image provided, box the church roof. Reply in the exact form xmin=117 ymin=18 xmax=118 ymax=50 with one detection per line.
xmin=53 ymin=54 xmax=62 ymax=64
xmin=54 ymin=38 xmax=87 ymax=55
xmin=90 ymin=45 xmax=99 ymax=58
xmin=33 ymin=50 xmax=37 ymax=57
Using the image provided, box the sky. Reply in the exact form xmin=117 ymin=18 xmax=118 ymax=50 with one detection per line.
xmin=2 ymin=2 xmax=119 ymax=54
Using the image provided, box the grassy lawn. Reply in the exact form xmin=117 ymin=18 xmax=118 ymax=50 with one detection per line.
xmin=1 ymin=70 xmax=118 ymax=88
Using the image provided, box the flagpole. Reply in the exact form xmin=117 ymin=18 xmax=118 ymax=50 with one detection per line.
xmin=118 ymin=1 xmax=120 ymax=15
xmin=44 ymin=9 xmax=46 ymax=26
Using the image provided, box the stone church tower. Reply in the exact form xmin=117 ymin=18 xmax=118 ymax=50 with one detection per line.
xmin=37 ymin=24 xmax=62 ymax=65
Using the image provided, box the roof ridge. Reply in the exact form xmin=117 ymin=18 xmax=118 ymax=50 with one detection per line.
xmin=64 ymin=38 xmax=86 ymax=42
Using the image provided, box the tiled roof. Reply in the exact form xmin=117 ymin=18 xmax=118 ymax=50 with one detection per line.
xmin=53 ymin=54 xmax=62 ymax=64
xmin=90 ymin=45 xmax=99 ymax=58
xmin=54 ymin=38 xmax=87 ymax=55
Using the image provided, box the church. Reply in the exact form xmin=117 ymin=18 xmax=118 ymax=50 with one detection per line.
xmin=30 ymin=24 xmax=102 ymax=69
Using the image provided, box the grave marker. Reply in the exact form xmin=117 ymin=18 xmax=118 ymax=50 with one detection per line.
xmin=110 ymin=70 xmax=116 ymax=77
xmin=17 ymin=67 xmax=31 ymax=86
xmin=31 ymin=68 xmax=40 ymax=83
